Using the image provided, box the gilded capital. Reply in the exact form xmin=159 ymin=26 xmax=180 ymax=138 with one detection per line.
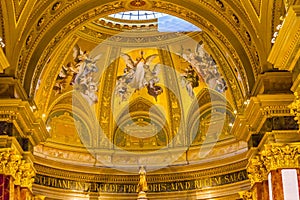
xmin=0 ymin=149 xmax=22 ymax=178
xmin=260 ymin=144 xmax=300 ymax=171
xmin=19 ymin=162 xmax=35 ymax=190
xmin=0 ymin=149 xmax=35 ymax=190
xmin=247 ymin=156 xmax=268 ymax=185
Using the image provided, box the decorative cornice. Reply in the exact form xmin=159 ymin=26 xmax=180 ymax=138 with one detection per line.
xmin=268 ymin=5 xmax=300 ymax=71
xmin=0 ymin=99 xmax=49 ymax=146
xmin=232 ymin=93 xmax=295 ymax=141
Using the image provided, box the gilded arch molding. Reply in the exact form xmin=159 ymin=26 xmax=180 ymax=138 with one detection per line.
xmin=16 ymin=0 xmax=258 ymax=98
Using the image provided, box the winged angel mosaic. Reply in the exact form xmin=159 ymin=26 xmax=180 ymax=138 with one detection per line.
xmin=53 ymin=44 xmax=101 ymax=105
xmin=115 ymin=51 xmax=163 ymax=103
xmin=179 ymin=42 xmax=227 ymax=98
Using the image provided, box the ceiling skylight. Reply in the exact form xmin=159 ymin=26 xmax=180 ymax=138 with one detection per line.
xmin=109 ymin=11 xmax=165 ymax=20
xmin=107 ymin=11 xmax=201 ymax=32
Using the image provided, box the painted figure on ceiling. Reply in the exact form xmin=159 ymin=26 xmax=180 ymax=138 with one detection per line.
xmin=53 ymin=44 xmax=101 ymax=105
xmin=115 ymin=51 xmax=163 ymax=102
xmin=179 ymin=41 xmax=227 ymax=97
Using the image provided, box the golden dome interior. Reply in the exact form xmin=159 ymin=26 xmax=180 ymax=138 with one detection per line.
xmin=31 ymin=11 xmax=245 ymax=171
xmin=1 ymin=0 xmax=300 ymax=199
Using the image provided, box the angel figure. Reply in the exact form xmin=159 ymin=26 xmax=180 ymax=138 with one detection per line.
xmin=115 ymin=76 xmax=130 ymax=103
xmin=69 ymin=44 xmax=89 ymax=85
xmin=70 ymin=44 xmax=102 ymax=105
xmin=180 ymin=42 xmax=228 ymax=95
xmin=53 ymin=64 xmax=72 ymax=95
xmin=115 ymin=51 xmax=162 ymax=101
xmin=180 ymin=65 xmax=199 ymax=98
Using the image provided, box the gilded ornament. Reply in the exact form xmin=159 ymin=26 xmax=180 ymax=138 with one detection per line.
xmin=20 ymin=162 xmax=35 ymax=190
xmin=137 ymin=166 xmax=148 ymax=194
xmin=260 ymin=144 xmax=300 ymax=171
xmin=130 ymin=0 xmax=147 ymax=7
xmin=0 ymin=150 xmax=21 ymax=178
xmin=247 ymin=156 xmax=268 ymax=185
xmin=289 ymin=92 xmax=300 ymax=127
xmin=51 ymin=2 xmax=62 ymax=12
xmin=239 ymin=190 xmax=253 ymax=200
xmin=215 ymin=0 xmax=225 ymax=10
xmin=0 ymin=149 xmax=35 ymax=190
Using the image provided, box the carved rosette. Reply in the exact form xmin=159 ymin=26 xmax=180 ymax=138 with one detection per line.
xmin=0 ymin=149 xmax=35 ymax=190
xmin=247 ymin=156 xmax=268 ymax=186
xmin=289 ymin=92 xmax=300 ymax=127
xmin=260 ymin=144 xmax=300 ymax=171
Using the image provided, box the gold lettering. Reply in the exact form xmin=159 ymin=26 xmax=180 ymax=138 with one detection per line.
xmin=178 ymin=182 xmax=184 ymax=190
xmin=109 ymin=184 xmax=118 ymax=192
xmin=104 ymin=184 xmax=109 ymax=192
xmin=123 ymin=185 xmax=129 ymax=193
xmin=57 ymin=180 xmax=63 ymax=188
xmin=171 ymin=183 xmax=177 ymax=191
xmin=204 ymin=178 xmax=212 ymax=187
xmin=99 ymin=183 xmax=104 ymax=192
xmin=161 ymin=183 xmax=167 ymax=191
xmin=129 ymin=185 xmax=135 ymax=193
xmin=47 ymin=177 xmax=57 ymax=187
xmin=75 ymin=182 xmax=84 ymax=190
xmin=194 ymin=180 xmax=202 ymax=189
xmin=95 ymin=183 xmax=101 ymax=192
xmin=34 ymin=171 xmax=248 ymax=193
xmin=152 ymin=184 xmax=160 ymax=192
xmin=62 ymin=180 xmax=70 ymax=189
xmin=238 ymin=171 xmax=247 ymax=181
xmin=229 ymin=174 xmax=237 ymax=182
xmin=185 ymin=182 xmax=191 ymax=190
xmin=213 ymin=177 xmax=222 ymax=185
xmin=224 ymin=175 xmax=230 ymax=184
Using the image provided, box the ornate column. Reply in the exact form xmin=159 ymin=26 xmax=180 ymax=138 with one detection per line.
xmin=260 ymin=144 xmax=300 ymax=200
xmin=247 ymin=156 xmax=269 ymax=200
xmin=0 ymin=77 xmax=49 ymax=199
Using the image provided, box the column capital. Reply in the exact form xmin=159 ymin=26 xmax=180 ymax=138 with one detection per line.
xmin=14 ymin=160 xmax=35 ymax=190
xmin=260 ymin=143 xmax=300 ymax=171
xmin=0 ymin=148 xmax=35 ymax=191
xmin=0 ymin=149 xmax=22 ymax=178
xmin=247 ymin=156 xmax=268 ymax=185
